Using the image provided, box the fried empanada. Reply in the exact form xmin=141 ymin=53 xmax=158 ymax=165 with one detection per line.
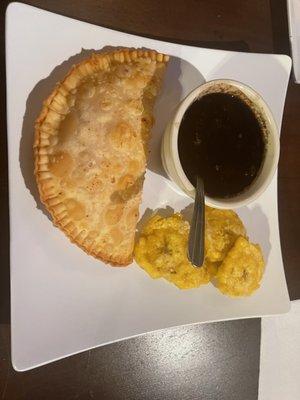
xmin=34 ymin=49 xmax=169 ymax=265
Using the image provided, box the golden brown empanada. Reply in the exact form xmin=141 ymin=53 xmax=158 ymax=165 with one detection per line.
xmin=34 ymin=49 xmax=169 ymax=265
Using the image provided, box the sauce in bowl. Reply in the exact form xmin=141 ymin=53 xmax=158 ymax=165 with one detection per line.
xmin=178 ymin=92 xmax=266 ymax=198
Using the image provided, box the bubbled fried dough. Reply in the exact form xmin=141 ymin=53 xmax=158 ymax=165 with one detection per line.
xmin=34 ymin=49 xmax=169 ymax=265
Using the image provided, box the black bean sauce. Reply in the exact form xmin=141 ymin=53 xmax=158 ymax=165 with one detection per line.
xmin=178 ymin=92 xmax=266 ymax=198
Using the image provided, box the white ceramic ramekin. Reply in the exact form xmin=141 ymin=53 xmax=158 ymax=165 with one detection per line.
xmin=161 ymin=79 xmax=280 ymax=209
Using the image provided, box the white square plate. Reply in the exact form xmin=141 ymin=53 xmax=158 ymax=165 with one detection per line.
xmin=6 ymin=2 xmax=291 ymax=371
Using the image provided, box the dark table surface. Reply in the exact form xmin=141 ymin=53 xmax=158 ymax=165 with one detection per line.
xmin=0 ymin=1 xmax=299 ymax=399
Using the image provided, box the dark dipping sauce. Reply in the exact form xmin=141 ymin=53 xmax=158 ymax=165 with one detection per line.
xmin=178 ymin=92 xmax=266 ymax=198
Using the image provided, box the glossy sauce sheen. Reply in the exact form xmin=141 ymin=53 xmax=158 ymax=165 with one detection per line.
xmin=178 ymin=92 xmax=266 ymax=198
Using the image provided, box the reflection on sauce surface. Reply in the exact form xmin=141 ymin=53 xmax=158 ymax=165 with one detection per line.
xmin=178 ymin=92 xmax=266 ymax=198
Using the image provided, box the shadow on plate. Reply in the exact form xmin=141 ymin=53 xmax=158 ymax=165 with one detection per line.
xmin=237 ymin=205 xmax=271 ymax=263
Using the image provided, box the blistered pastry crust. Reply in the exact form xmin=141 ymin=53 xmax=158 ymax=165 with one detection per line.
xmin=34 ymin=49 xmax=169 ymax=265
